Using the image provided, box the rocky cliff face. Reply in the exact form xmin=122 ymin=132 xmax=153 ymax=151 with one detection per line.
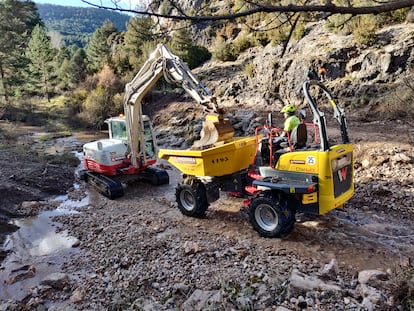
xmin=150 ymin=17 xmax=414 ymax=148
xmin=192 ymin=21 xmax=414 ymax=119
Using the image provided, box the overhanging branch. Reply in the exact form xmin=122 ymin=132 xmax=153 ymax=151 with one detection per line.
xmin=81 ymin=0 xmax=414 ymax=22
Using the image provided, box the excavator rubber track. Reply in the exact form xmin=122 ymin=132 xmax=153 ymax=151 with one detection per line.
xmin=137 ymin=166 xmax=170 ymax=186
xmin=81 ymin=170 xmax=124 ymax=200
xmin=79 ymin=167 xmax=169 ymax=199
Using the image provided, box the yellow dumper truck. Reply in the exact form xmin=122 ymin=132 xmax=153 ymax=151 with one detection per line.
xmin=159 ymin=80 xmax=354 ymax=238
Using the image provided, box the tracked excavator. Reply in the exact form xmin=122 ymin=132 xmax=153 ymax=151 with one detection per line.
xmin=81 ymin=44 xmax=234 ymax=199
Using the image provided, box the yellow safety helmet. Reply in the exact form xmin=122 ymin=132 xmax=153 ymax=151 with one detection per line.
xmin=281 ymin=104 xmax=296 ymax=114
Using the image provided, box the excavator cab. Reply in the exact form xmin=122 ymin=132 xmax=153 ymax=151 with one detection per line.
xmin=108 ymin=117 xmax=127 ymax=141
xmin=107 ymin=115 xmax=156 ymax=160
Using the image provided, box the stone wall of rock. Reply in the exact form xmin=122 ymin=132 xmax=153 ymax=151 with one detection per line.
xmin=190 ymin=22 xmax=414 ymax=116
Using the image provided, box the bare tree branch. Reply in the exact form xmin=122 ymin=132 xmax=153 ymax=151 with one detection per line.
xmin=81 ymin=0 xmax=414 ymax=22
xmin=281 ymin=13 xmax=300 ymax=57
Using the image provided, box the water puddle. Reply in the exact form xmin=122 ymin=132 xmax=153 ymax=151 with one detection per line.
xmin=0 ymin=189 xmax=89 ymax=301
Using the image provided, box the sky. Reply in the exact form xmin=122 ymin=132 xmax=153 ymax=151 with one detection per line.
xmin=34 ymin=0 xmax=141 ymax=10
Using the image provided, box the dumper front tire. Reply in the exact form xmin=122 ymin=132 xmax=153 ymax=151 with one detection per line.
xmin=249 ymin=194 xmax=295 ymax=238
xmin=176 ymin=183 xmax=208 ymax=217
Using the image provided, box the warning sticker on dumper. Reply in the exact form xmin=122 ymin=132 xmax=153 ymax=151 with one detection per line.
xmin=172 ymin=157 xmax=196 ymax=164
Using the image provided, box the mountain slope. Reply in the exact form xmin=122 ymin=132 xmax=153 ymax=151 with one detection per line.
xmin=36 ymin=3 xmax=130 ymax=47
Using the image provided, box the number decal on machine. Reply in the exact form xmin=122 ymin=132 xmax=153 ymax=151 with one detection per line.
xmin=306 ymin=156 xmax=316 ymax=166
xmin=211 ymin=156 xmax=229 ymax=164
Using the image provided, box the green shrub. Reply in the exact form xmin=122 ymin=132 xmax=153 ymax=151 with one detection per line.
xmin=293 ymin=22 xmax=306 ymax=40
xmin=0 ymin=121 xmax=19 ymax=141
xmin=253 ymin=32 xmax=270 ymax=47
xmin=81 ymin=86 xmax=121 ymax=128
xmin=269 ymin=26 xmax=289 ymax=46
xmin=186 ymin=45 xmax=211 ymax=69
xmin=233 ymin=35 xmax=252 ymax=54
xmin=244 ymin=62 xmax=255 ymax=78
xmin=386 ymin=85 xmax=414 ymax=120
xmin=213 ymin=37 xmax=238 ymax=61
xmin=352 ymin=15 xmax=377 ymax=46
xmin=378 ymin=8 xmax=410 ymax=25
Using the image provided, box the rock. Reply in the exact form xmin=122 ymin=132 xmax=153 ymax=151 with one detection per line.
xmin=407 ymin=7 xmax=414 ymax=22
xmin=235 ymin=296 xmax=252 ymax=310
xmin=26 ymin=297 xmax=43 ymax=309
xmin=358 ymin=269 xmax=388 ymax=287
xmin=182 ymin=289 xmax=223 ymax=311
xmin=320 ymin=258 xmax=339 ymax=280
xmin=5 ymin=265 xmax=36 ymax=285
xmin=173 ymin=283 xmax=191 ymax=294
xmin=47 ymin=303 xmax=75 ymax=311
xmin=71 ymin=239 xmax=81 ymax=247
xmin=70 ymin=287 xmax=86 ymax=304
xmin=288 ymin=269 xmax=342 ymax=296
xmin=0 ymin=302 xmax=21 ymax=311
xmin=361 ymin=158 xmax=370 ymax=168
xmin=391 ymin=153 xmax=411 ymax=164
xmin=40 ymin=273 xmax=69 ymax=290
xmin=21 ymin=201 xmax=40 ymax=209
xmin=358 ymin=284 xmax=389 ymax=309
xmin=183 ymin=241 xmax=202 ymax=254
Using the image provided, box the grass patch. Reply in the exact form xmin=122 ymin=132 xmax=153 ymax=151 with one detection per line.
xmin=37 ymin=131 xmax=72 ymax=141
xmin=44 ymin=152 xmax=80 ymax=167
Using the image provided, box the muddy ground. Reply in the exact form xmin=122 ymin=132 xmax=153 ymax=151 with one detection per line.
xmin=0 ymin=125 xmax=81 ymax=261
xmin=0 ymin=117 xmax=413 ymax=310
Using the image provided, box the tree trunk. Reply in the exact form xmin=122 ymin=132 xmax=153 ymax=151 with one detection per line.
xmin=0 ymin=58 xmax=9 ymax=105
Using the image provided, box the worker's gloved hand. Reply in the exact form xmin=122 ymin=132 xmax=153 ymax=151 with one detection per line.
xmin=271 ymin=128 xmax=280 ymax=137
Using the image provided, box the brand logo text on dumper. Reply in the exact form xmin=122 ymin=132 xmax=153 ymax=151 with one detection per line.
xmin=338 ymin=166 xmax=348 ymax=182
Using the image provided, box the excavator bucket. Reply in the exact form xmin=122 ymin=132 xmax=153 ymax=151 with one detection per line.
xmin=192 ymin=113 xmax=235 ymax=149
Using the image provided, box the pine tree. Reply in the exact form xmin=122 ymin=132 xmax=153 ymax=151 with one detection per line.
xmin=171 ymin=28 xmax=192 ymax=60
xmin=0 ymin=0 xmax=42 ymax=103
xmin=25 ymin=24 xmax=56 ymax=100
xmin=68 ymin=48 xmax=87 ymax=84
xmin=171 ymin=27 xmax=211 ymax=69
xmin=86 ymin=20 xmax=117 ymax=73
xmin=122 ymin=16 xmax=157 ymax=71
xmin=57 ymin=47 xmax=86 ymax=87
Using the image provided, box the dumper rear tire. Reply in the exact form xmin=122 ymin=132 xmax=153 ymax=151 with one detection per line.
xmin=176 ymin=183 xmax=208 ymax=217
xmin=249 ymin=194 xmax=295 ymax=238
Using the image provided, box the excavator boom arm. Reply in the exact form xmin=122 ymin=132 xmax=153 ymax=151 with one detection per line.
xmin=123 ymin=44 xmax=219 ymax=168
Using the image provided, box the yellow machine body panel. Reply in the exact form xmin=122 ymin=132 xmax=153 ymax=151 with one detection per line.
xmin=159 ymin=137 xmax=256 ymax=176
xmin=275 ymin=143 xmax=354 ymax=215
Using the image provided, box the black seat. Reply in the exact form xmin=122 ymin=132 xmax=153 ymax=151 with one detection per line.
xmin=271 ymin=123 xmax=308 ymax=167
xmin=290 ymin=123 xmax=308 ymax=149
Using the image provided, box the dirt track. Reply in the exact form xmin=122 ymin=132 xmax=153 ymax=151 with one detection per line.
xmin=0 ymin=119 xmax=413 ymax=310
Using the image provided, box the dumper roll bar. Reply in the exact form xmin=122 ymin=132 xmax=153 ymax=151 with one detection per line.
xmin=303 ymin=80 xmax=350 ymax=151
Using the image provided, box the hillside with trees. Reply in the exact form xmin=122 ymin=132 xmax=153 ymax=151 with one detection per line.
xmin=1 ymin=0 xmax=413 ymax=135
xmin=0 ymin=0 xmax=210 ymax=130
xmin=35 ymin=3 xmax=130 ymax=47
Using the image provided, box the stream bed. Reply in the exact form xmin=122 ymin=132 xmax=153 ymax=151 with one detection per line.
xmin=0 ymin=192 xmax=89 ymax=301
xmin=0 ymin=133 xmax=94 ymax=302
